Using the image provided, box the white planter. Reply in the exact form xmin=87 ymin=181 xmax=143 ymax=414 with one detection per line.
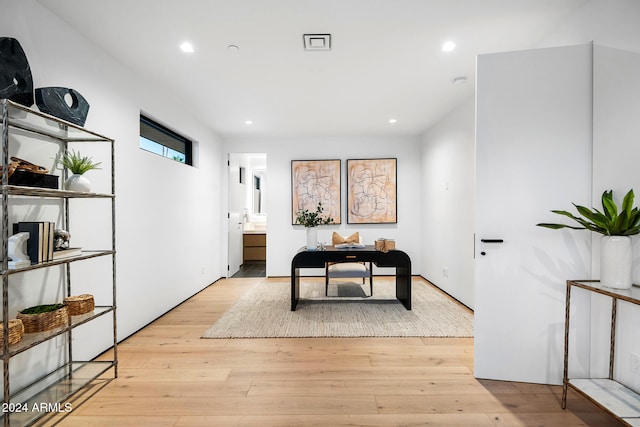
xmin=65 ymin=174 xmax=91 ymax=192
xmin=600 ymin=235 xmax=633 ymax=289
xmin=306 ymin=227 xmax=317 ymax=251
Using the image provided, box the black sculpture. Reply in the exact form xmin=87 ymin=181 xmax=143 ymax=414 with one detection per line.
xmin=35 ymin=87 xmax=90 ymax=126
xmin=0 ymin=37 xmax=34 ymax=107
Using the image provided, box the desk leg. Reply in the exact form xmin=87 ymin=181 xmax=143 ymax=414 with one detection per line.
xmin=291 ymin=268 xmax=300 ymax=311
xmin=396 ymin=266 xmax=411 ymax=310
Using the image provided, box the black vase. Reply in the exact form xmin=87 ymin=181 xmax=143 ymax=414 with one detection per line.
xmin=0 ymin=37 xmax=34 ymax=107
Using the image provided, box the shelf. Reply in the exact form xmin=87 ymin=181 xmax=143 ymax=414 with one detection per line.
xmin=568 ymin=379 xmax=640 ymax=424
xmin=2 ymin=99 xmax=113 ymax=143
xmin=3 ymin=185 xmax=114 ymax=199
xmin=3 ymin=306 xmax=114 ymax=358
xmin=563 ymin=280 xmax=640 ymax=426
xmin=1 ymin=360 xmax=116 ymax=426
xmin=2 ymin=250 xmax=115 ymax=275
xmin=2 ymin=97 xmax=117 ymax=427
xmin=568 ymin=280 xmax=640 ymax=305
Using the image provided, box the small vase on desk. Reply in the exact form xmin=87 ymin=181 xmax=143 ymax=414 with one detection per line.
xmin=306 ymin=227 xmax=317 ymax=251
xmin=600 ymin=235 xmax=632 ymax=289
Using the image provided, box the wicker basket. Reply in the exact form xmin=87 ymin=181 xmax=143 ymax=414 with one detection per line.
xmin=17 ymin=305 xmax=69 ymax=333
xmin=0 ymin=319 xmax=24 ymax=345
xmin=63 ymin=294 xmax=95 ymax=316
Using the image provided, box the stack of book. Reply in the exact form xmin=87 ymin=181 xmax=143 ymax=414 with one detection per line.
xmin=12 ymin=222 xmax=81 ymax=264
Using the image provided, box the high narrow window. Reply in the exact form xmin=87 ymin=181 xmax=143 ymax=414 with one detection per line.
xmin=139 ymin=114 xmax=193 ymax=165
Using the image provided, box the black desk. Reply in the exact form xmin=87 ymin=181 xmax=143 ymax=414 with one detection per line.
xmin=290 ymin=245 xmax=412 ymax=311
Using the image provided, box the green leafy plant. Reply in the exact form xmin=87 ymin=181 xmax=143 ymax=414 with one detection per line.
xmin=57 ymin=149 xmax=102 ymax=175
xmin=537 ymin=189 xmax=640 ymax=236
xmin=20 ymin=303 xmax=65 ymax=315
xmin=295 ymin=202 xmax=334 ymax=227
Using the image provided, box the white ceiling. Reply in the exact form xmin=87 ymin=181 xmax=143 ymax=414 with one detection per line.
xmin=37 ymin=0 xmax=589 ymax=138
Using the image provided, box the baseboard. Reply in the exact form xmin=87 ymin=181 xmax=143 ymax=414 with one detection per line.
xmin=419 ymin=275 xmax=473 ymax=312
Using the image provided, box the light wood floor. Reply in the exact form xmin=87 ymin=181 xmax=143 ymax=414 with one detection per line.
xmin=41 ymin=277 xmax=622 ymax=426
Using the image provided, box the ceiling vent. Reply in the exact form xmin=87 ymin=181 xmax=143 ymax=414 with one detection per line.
xmin=303 ymin=34 xmax=331 ymax=51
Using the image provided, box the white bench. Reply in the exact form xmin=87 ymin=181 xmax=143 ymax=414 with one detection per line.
xmin=325 ymin=261 xmax=373 ymax=296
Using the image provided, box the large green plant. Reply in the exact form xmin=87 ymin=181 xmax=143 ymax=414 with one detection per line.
xmin=537 ymin=189 xmax=640 ymax=236
xmin=295 ymin=202 xmax=334 ymax=227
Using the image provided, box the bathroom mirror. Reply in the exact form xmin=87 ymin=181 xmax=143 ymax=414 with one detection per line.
xmin=252 ymin=170 xmax=266 ymax=214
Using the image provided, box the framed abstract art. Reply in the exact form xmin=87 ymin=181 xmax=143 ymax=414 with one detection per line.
xmin=291 ymin=159 xmax=341 ymax=224
xmin=347 ymin=158 xmax=397 ymax=224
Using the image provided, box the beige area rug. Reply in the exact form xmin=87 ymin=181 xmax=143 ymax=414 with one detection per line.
xmin=202 ymin=278 xmax=473 ymax=338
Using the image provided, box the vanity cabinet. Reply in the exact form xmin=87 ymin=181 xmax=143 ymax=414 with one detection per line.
xmin=243 ymin=233 xmax=266 ymax=262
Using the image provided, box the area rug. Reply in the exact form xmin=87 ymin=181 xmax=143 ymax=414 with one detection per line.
xmin=202 ymin=278 xmax=473 ymax=338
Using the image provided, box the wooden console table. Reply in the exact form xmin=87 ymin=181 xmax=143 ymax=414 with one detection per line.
xmin=562 ymin=280 xmax=640 ymax=426
xmin=290 ymin=245 xmax=411 ymax=311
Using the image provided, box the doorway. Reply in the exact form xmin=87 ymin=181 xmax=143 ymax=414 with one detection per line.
xmin=228 ymin=153 xmax=267 ymax=278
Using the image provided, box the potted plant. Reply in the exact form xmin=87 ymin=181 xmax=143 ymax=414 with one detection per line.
xmin=295 ymin=202 xmax=334 ymax=251
xmin=57 ymin=149 xmax=101 ymax=192
xmin=537 ymin=189 xmax=640 ymax=289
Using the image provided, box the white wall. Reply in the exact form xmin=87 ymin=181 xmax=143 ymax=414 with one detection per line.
xmin=591 ymin=45 xmax=640 ymax=392
xmin=420 ymin=100 xmax=476 ymax=308
xmin=223 ymin=136 xmax=422 ymax=277
xmin=537 ymin=0 xmax=640 ymax=53
xmin=1 ymin=0 xmax=224 ymax=390
xmin=528 ymin=0 xmax=640 ymax=387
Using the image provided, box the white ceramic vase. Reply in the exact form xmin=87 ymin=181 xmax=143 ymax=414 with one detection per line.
xmin=306 ymin=227 xmax=317 ymax=251
xmin=65 ymin=173 xmax=91 ymax=192
xmin=600 ymin=235 xmax=632 ymax=289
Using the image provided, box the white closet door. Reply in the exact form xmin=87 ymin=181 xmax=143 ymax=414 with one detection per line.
xmin=475 ymin=44 xmax=592 ymax=384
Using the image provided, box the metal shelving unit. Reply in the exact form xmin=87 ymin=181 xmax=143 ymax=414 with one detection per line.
xmin=562 ymin=279 xmax=640 ymax=426
xmin=0 ymin=99 xmax=117 ymax=426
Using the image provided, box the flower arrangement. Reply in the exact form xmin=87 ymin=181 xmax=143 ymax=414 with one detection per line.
xmin=295 ymin=202 xmax=334 ymax=227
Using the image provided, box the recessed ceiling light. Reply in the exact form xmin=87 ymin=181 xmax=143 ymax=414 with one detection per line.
xmin=228 ymin=44 xmax=240 ymax=52
xmin=180 ymin=42 xmax=194 ymax=53
xmin=442 ymin=41 xmax=456 ymax=52
xmin=389 ymin=118 xmax=398 ymax=124
xmin=244 ymin=120 xmax=253 ymax=125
